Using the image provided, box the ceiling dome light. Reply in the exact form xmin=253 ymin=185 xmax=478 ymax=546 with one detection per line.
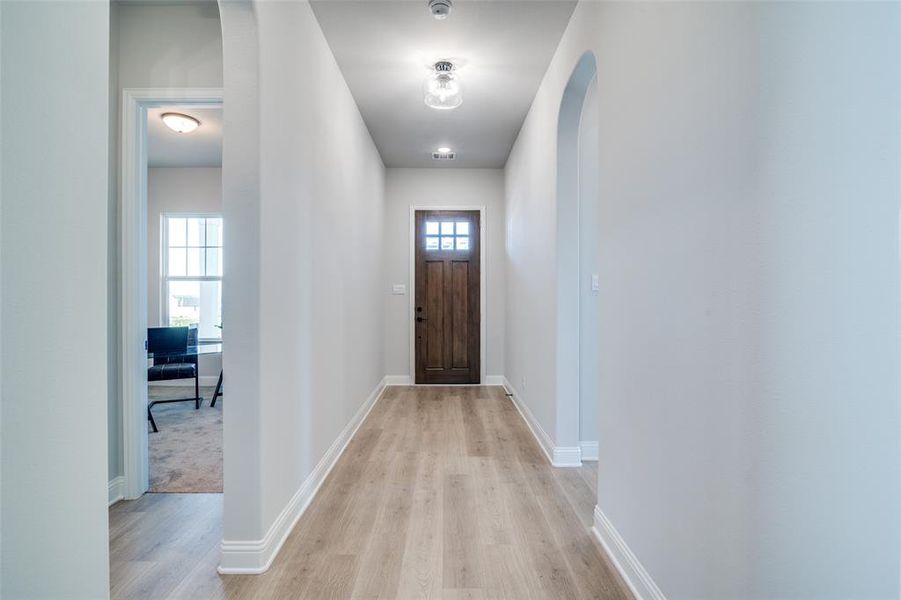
xmin=436 ymin=147 xmax=452 ymax=153
xmin=161 ymin=112 xmax=200 ymax=134
xmin=424 ymin=61 xmax=462 ymax=110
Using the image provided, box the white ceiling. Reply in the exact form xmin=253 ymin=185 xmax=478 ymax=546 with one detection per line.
xmin=147 ymin=107 xmax=223 ymax=168
xmin=309 ymin=0 xmax=576 ymax=168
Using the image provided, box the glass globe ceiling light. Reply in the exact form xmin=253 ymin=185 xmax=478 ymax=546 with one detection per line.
xmin=424 ymin=61 xmax=462 ymax=110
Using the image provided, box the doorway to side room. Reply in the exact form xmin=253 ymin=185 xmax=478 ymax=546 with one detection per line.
xmin=145 ymin=106 xmax=224 ymax=492
xmin=119 ymin=91 xmax=224 ymax=500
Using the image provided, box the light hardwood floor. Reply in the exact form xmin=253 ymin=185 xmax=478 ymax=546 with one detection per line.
xmin=110 ymin=385 xmax=630 ymax=599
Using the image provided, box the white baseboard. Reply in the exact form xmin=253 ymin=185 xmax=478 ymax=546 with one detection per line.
xmin=580 ymin=441 xmax=599 ymax=461
xmin=150 ymin=376 xmax=219 ymax=387
xmin=592 ymin=505 xmax=666 ymax=600
xmin=108 ymin=475 xmax=125 ymax=506
xmin=217 ymin=377 xmax=388 ymax=574
xmin=502 ymin=377 xmax=555 ymax=463
xmin=502 ymin=377 xmax=582 ymax=467
xmin=553 ymin=446 xmax=583 ymax=467
xmin=384 ymin=375 xmax=506 ymax=387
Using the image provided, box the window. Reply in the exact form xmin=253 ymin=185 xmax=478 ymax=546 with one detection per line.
xmin=163 ymin=215 xmax=222 ymax=341
xmin=425 ymin=220 xmax=470 ymax=251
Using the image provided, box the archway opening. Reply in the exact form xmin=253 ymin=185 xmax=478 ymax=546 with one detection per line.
xmin=556 ymin=51 xmax=599 ymax=468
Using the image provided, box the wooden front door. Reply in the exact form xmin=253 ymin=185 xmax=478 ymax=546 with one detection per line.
xmin=415 ymin=210 xmax=480 ymax=384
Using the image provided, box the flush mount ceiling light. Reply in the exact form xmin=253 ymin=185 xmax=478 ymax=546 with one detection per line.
xmin=424 ymin=61 xmax=462 ymax=110
xmin=427 ymin=0 xmax=452 ymax=20
xmin=161 ymin=112 xmax=200 ymax=134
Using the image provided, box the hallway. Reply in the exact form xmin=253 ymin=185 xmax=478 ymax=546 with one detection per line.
xmin=110 ymin=386 xmax=628 ymax=599
xmin=4 ymin=1 xmax=898 ymax=597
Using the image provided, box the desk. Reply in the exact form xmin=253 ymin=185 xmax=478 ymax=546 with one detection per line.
xmin=147 ymin=343 xmax=222 ymax=432
xmin=147 ymin=343 xmax=222 ymax=360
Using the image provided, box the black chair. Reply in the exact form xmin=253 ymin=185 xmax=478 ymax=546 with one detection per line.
xmin=147 ymin=326 xmax=201 ymax=432
xmin=210 ymin=370 xmax=223 ymax=407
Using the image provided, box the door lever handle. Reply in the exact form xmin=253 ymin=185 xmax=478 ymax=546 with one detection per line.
xmin=416 ymin=316 xmax=427 ymax=323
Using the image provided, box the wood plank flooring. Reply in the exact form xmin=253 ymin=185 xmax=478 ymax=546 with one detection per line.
xmin=109 ymin=385 xmax=630 ymax=599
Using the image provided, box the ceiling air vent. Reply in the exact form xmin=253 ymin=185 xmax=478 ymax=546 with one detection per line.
xmin=432 ymin=150 xmax=456 ymax=161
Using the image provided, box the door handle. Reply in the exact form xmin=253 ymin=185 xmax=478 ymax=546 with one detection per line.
xmin=417 ymin=316 xmax=427 ymax=322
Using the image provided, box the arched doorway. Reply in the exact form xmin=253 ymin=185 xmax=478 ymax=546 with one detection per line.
xmin=556 ymin=51 xmax=598 ymax=466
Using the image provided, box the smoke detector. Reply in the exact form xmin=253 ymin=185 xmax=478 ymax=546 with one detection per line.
xmin=428 ymin=0 xmax=452 ymax=20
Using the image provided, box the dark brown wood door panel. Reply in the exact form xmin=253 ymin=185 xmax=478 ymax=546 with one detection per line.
xmin=415 ymin=210 xmax=480 ymax=384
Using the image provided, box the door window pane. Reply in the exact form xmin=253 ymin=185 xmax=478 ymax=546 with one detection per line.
xmin=456 ymin=236 xmax=470 ymax=250
xmin=456 ymin=222 xmax=469 ymax=235
xmin=441 ymin=237 xmax=455 ymax=250
xmin=426 ymin=236 xmax=439 ymax=250
xmin=441 ymin=222 xmax=454 ymax=235
xmin=425 ymin=221 xmax=439 ymax=236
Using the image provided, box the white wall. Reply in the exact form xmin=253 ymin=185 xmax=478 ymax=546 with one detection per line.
xmin=383 ymin=168 xmax=505 ymax=380
xmin=218 ymin=0 xmax=262 ymax=544
xmin=118 ymin=2 xmax=223 ymax=90
xmin=147 ymin=167 xmax=223 ymax=379
xmin=107 ymin=0 xmax=121 ymax=491
xmin=109 ymin=3 xmax=223 ymax=482
xmin=219 ymin=0 xmax=385 ymax=564
xmin=751 ymin=4 xmax=899 ymax=596
xmin=1 ymin=1 xmax=111 ymax=597
xmin=505 ymin=1 xmax=899 ymax=598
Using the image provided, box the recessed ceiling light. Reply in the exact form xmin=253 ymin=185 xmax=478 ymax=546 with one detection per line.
xmin=432 ymin=148 xmax=455 ymax=160
xmin=161 ymin=112 xmax=200 ymax=134
xmin=424 ymin=61 xmax=462 ymax=110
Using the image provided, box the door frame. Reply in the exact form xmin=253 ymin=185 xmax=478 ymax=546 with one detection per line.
xmin=409 ymin=205 xmax=486 ymax=385
xmin=120 ymin=87 xmax=223 ymax=499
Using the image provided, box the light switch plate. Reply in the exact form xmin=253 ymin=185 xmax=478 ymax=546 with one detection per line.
xmin=591 ymin=274 xmax=600 ymax=292
xmin=392 ymin=284 xmax=406 ymax=295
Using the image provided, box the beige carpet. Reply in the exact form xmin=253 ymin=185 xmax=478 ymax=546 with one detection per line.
xmin=148 ymin=385 xmax=222 ymax=493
